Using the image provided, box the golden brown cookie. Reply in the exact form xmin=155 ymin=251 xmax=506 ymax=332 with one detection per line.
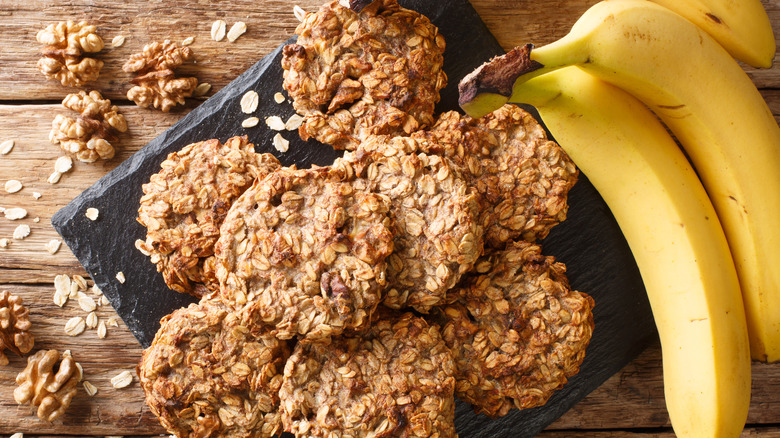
xmin=137 ymin=136 xmax=280 ymax=298
xmin=138 ymin=298 xmax=290 ymax=437
xmin=282 ymin=0 xmax=447 ymax=150
xmin=280 ymin=311 xmax=457 ymax=437
xmin=414 ymin=104 xmax=579 ymax=247
xmin=430 ymin=240 xmax=595 ymax=417
xmin=215 ymin=166 xmax=394 ymax=340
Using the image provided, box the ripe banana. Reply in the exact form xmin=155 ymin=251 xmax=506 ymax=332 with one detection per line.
xmin=507 ymin=66 xmax=750 ymax=438
xmin=459 ymin=0 xmax=780 ymax=364
xmin=651 ymin=0 xmax=776 ymax=68
xmin=648 ymin=0 xmax=775 ymax=68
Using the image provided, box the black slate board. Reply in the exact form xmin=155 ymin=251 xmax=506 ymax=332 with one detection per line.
xmin=52 ymin=1 xmax=657 ymax=436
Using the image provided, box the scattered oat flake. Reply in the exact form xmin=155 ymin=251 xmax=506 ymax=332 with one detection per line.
xmin=91 ymin=284 xmax=102 ymax=295
xmin=111 ymin=370 xmax=134 ymax=389
xmin=193 ymin=82 xmax=212 ymax=97
xmin=85 ymin=311 xmax=98 ymax=328
xmin=241 ymin=117 xmax=259 ymax=128
xmin=72 ymin=274 xmax=87 ymax=290
xmin=53 ymin=290 xmax=67 ymax=307
xmin=240 ymin=90 xmax=259 ymax=114
xmin=107 ymin=317 xmax=119 ymax=328
xmin=274 ymin=92 xmax=286 ymax=104
xmin=10 ymin=433 xmax=23 ymax=438
xmin=54 ymin=155 xmax=73 ymax=173
xmin=0 ymin=238 xmax=8 ymax=248
xmin=5 ymin=180 xmax=22 ymax=193
xmin=100 ymin=295 xmax=110 ymax=306
xmin=79 ymin=295 xmax=97 ymax=312
xmin=46 ymin=239 xmax=61 ymax=254
xmin=265 ymin=116 xmax=285 ymax=131
xmin=13 ymin=224 xmax=30 ymax=240
xmin=211 ymin=20 xmax=227 ymax=41
xmin=64 ymin=316 xmax=86 ymax=336
xmin=116 ymin=271 xmax=126 ymax=283
xmin=285 ymin=114 xmax=305 ymax=131
xmin=33 ymin=217 xmax=39 ymax=223
xmin=227 ymin=21 xmax=247 ymax=42
xmin=182 ymin=36 xmax=195 ymax=46
xmin=83 ymin=380 xmax=98 ymax=396
xmin=54 ymin=274 xmax=71 ymax=293
xmin=97 ymin=320 xmax=107 ymax=338
xmin=69 ymin=282 xmax=80 ymax=298
xmin=111 ymin=35 xmax=126 ymax=47
xmin=272 ymin=133 xmax=290 ymax=153
xmin=0 ymin=140 xmax=14 ymax=155
xmin=47 ymin=171 xmax=62 ymax=184
xmin=293 ymin=5 xmax=307 ymax=22
xmin=4 ymin=207 xmax=27 ymax=220
xmin=32 ymin=192 xmax=41 ymax=200
xmin=85 ymin=207 xmax=99 ymax=221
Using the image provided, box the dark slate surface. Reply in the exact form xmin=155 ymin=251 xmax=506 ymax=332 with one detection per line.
xmin=52 ymin=1 xmax=657 ymax=436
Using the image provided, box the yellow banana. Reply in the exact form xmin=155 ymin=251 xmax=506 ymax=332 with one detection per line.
xmin=459 ymin=0 xmax=780 ymax=364
xmin=508 ymin=66 xmax=750 ymax=438
xmin=648 ymin=0 xmax=775 ymax=68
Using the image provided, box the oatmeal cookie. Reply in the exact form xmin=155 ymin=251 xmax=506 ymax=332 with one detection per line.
xmin=336 ymin=135 xmax=483 ymax=312
xmin=138 ymin=298 xmax=290 ymax=438
xmin=280 ymin=311 xmax=456 ymax=437
xmin=137 ymin=136 xmax=280 ymax=298
xmin=282 ymin=0 xmax=447 ymax=150
xmin=429 ymin=241 xmax=594 ymax=417
xmin=215 ymin=166 xmax=394 ymax=340
xmin=414 ymin=104 xmax=578 ymax=247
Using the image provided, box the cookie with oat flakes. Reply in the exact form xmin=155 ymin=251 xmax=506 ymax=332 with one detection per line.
xmin=336 ymin=135 xmax=483 ymax=313
xmin=282 ymin=0 xmax=447 ymax=150
xmin=429 ymin=240 xmax=595 ymax=418
xmin=279 ymin=310 xmax=457 ymax=438
xmin=138 ymin=297 xmax=290 ymax=438
xmin=414 ymin=104 xmax=579 ymax=247
xmin=215 ymin=166 xmax=394 ymax=340
xmin=137 ymin=136 xmax=281 ymax=298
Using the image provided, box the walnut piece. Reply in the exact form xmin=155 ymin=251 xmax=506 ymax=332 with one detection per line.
xmin=37 ymin=21 xmax=104 ymax=87
xmin=49 ymin=90 xmax=128 ymax=162
xmin=14 ymin=349 xmax=83 ymax=422
xmin=0 ymin=290 xmax=34 ymax=366
xmin=122 ymin=40 xmax=198 ymax=112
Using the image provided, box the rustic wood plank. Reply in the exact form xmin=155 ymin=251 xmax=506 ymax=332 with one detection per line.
xmin=0 ymin=284 xmax=165 ymax=436
xmin=0 ymin=0 xmax=777 ymax=103
xmin=0 ymin=104 xmax=187 ymax=277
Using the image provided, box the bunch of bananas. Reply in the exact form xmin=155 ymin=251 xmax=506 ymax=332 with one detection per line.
xmin=458 ymin=0 xmax=778 ymax=436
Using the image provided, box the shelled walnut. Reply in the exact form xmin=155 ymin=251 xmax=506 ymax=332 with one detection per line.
xmin=37 ymin=21 xmax=104 ymax=87
xmin=14 ymin=349 xmax=83 ymax=422
xmin=122 ymin=40 xmax=198 ymax=112
xmin=49 ymin=90 xmax=128 ymax=162
xmin=0 ymin=291 xmax=34 ymax=366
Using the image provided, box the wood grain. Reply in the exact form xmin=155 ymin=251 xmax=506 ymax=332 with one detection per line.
xmin=0 ymin=0 xmax=779 ymax=436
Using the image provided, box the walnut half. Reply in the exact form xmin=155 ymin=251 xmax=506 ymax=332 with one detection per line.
xmin=122 ymin=40 xmax=198 ymax=112
xmin=0 ymin=290 xmax=34 ymax=365
xmin=14 ymin=349 xmax=83 ymax=422
xmin=37 ymin=21 xmax=104 ymax=87
xmin=49 ymin=90 xmax=128 ymax=162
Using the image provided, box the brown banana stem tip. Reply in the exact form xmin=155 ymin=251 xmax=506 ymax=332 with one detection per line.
xmin=458 ymin=44 xmax=543 ymax=107
xmin=341 ymin=0 xmax=374 ymax=12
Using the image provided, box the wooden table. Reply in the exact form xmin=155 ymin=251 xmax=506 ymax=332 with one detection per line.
xmin=1 ymin=0 xmax=779 ymax=436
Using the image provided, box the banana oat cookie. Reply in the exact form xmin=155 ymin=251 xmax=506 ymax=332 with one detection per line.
xmin=280 ymin=311 xmax=457 ymax=437
xmin=429 ymin=241 xmax=595 ymax=418
xmin=138 ymin=298 xmax=290 ymax=438
xmin=282 ymin=0 xmax=447 ymax=150
xmin=414 ymin=104 xmax=578 ymax=247
xmin=336 ymin=135 xmax=483 ymax=312
xmin=137 ymin=136 xmax=281 ymax=298
xmin=215 ymin=166 xmax=394 ymax=340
